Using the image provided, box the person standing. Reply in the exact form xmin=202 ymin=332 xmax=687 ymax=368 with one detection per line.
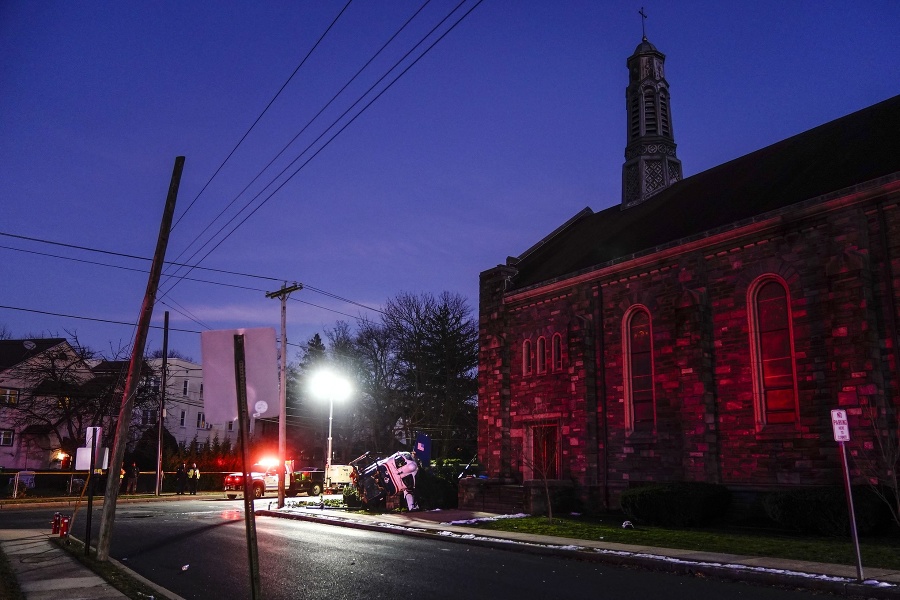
xmin=175 ymin=463 xmax=187 ymax=495
xmin=126 ymin=462 xmax=140 ymax=494
xmin=187 ymin=463 xmax=201 ymax=495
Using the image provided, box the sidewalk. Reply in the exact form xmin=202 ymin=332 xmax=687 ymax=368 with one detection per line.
xmin=2 ymin=497 xmax=899 ymax=599
xmin=0 ymin=529 xmax=128 ymax=599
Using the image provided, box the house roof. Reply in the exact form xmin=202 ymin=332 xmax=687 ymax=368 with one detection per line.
xmin=0 ymin=338 xmax=68 ymax=372
xmin=91 ymin=359 xmax=153 ymax=378
xmin=509 ymin=94 xmax=900 ymax=291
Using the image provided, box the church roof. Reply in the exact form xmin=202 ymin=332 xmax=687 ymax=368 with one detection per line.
xmin=632 ymin=37 xmax=659 ymax=54
xmin=509 ymin=94 xmax=900 ymax=291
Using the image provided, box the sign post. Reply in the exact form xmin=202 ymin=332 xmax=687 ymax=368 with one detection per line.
xmin=831 ymin=409 xmax=864 ymax=582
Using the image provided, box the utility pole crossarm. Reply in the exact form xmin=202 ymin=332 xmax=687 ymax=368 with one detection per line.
xmin=265 ymin=283 xmax=302 ymax=300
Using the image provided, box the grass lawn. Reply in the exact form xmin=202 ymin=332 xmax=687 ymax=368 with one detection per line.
xmin=468 ymin=514 xmax=900 ymax=570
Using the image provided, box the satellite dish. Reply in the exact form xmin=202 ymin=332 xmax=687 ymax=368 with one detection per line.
xmin=23 ymin=341 xmax=36 ymax=350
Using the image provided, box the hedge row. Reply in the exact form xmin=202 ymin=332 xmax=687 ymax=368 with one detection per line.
xmin=762 ymin=486 xmax=890 ymax=537
xmin=620 ymin=482 xmax=731 ymax=527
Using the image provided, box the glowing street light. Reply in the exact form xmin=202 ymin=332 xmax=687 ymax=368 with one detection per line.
xmin=309 ymin=369 xmax=352 ymax=488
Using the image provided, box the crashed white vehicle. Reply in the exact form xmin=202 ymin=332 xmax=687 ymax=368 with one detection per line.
xmin=350 ymin=451 xmax=420 ymax=510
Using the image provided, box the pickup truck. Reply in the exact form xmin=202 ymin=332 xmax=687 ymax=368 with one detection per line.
xmin=224 ymin=464 xmax=325 ymax=499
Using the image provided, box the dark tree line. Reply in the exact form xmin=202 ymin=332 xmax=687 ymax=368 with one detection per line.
xmin=286 ymin=291 xmax=478 ymax=463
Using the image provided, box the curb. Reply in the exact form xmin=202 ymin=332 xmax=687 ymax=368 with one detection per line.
xmin=257 ymin=510 xmax=900 ymax=599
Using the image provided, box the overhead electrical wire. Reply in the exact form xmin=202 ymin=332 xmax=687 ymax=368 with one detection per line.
xmin=165 ymin=0 xmax=433 ymax=286
xmin=0 ymin=231 xmax=384 ymax=316
xmin=169 ymin=0 xmax=355 ymax=233
xmin=157 ymin=0 xmax=482 ymax=301
xmin=0 ymin=304 xmax=203 ymax=334
xmin=175 ymin=0 xmax=483 ymax=274
xmin=3 ymin=1 xmax=484 ymax=352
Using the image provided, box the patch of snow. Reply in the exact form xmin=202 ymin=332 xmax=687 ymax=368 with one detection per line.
xmin=442 ymin=513 xmax=528 ymax=525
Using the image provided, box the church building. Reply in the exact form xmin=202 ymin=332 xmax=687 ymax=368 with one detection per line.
xmin=466 ymin=36 xmax=900 ymax=513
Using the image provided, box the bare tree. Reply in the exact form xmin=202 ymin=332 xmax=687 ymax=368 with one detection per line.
xmin=3 ymin=338 xmax=159 ymax=465
xmin=851 ymin=405 xmax=900 ymax=528
xmin=351 ymin=316 xmax=404 ymax=454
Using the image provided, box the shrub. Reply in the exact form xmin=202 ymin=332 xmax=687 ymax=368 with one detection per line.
xmin=342 ymin=485 xmax=362 ymax=508
xmin=620 ymin=481 xmax=731 ymax=527
xmin=762 ymin=486 xmax=889 ymax=537
xmin=414 ymin=468 xmax=458 ymax=510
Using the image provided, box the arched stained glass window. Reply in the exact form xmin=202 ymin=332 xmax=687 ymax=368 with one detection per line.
xmin=552 ymin=334 xmax=563 ymax=371
xmin=752 ymin=279 xmax=798 ymax=425
xmin=625 ymin=308 xmax=655 ymax=432
xmin=536 ymin=337 xmax=547 ymax=374
xmin=522 ymin=340 xmax=533 ymax=376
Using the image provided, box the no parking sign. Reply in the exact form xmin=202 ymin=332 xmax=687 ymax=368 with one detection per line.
xmin=831 ymin=409 xmax=850 ymax=442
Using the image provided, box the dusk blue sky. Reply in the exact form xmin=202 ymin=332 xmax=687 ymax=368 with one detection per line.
xmin=2 ymin=1 xmax=898 ymax=362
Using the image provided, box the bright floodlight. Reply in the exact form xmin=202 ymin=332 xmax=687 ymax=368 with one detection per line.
xmin=309 ymin=368 xmax=352 ymax=489
xmin=310 ymin=369 xmax=352 ymax=402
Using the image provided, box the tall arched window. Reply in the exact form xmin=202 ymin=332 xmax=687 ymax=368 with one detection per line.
xmin=522 ymin=340 xmax=533 ymax=376
xmin=750 ymin=278 xmax=798 ymax=426
xmin=624 ymin=307 xmax=655 ymax=432
xmin=552 ymin=334 xmax=563 ymax=372
xmin=536 ymin=337 xmax=547 ymax=374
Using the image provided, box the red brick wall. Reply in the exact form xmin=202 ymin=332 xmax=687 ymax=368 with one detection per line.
xmin=478 ymin=187 xmax=900 ymax=510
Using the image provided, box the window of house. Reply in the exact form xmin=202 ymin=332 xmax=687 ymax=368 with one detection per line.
xmin=179 ymin=410 xmax=186 ymax=427
xmin=182 ymin=380 xmax=188 ymax=396
xmin=199 ymin=383 xmax=203 ymax=399
xmin=0 ymin=388 xmax=18 ymax=405
xmin=228 ymin=420 xmax=234 ymax=432
xmin=552 ymin=334 xmax=563 ymax=371
xmin=0 ymin=429 xmax=13 ymax=446
xmin=536 ymin=337 xmax=547 ymax=374
xmin=150 ymin=377 xmax=161 ymax=395
xmin=624 ymin=307 xmax=655 ymax=432
xmin=531 ymin=424 xmax=559 ymax=479
xmin=141 ymin=409 xmax=158 ymax=426
xmin=196 ymin=412 xmax=206 ymax=429
xmin=751 ymin=278 xmax=798 ymax=426
xmin=522 ymin=340 xmax=533 ymax=376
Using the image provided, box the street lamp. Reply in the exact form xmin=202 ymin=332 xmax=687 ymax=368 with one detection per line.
xmin=309 ymin=369 xmax=352 ymax=489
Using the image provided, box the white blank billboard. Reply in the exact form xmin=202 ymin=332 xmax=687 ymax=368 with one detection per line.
xmin=200 ymin=327 xmax=279 ymax=424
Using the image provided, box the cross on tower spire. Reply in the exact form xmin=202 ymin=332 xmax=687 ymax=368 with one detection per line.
xmin=639 ymin=7 xmax=648 ymax=40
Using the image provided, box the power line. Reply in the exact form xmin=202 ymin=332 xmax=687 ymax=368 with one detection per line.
xmin=0 ymin=304 xmax=203 ymax=334
xmin=180 ymin=0 xmax=479 ymax=273
xmin=0 ymin=231 xmax=384 ymax=316
xmin=166 ymin=0 xmax=434 ymax=289
xmin=157 ymin=0 xmax=482 ymax=301
xmin=0 ymin=231 xmax=279 ymax=281
xmin=170 ymin=0 xmax=355 ymax=233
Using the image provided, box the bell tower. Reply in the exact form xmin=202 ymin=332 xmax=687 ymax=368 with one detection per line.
xmin=621 ymin=32 xmax=682 ymax=208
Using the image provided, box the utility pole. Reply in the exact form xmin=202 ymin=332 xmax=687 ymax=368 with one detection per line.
xmin=96 ymin=156 xmax=184 ymax=561
xmin=265 ymin=282 xmax=302 ymax=508
xmin=156 ymin=311 xmax=169 ymax=496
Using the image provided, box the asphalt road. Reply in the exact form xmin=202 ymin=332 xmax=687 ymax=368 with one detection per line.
xmin=0 ymin=499 xmax=831 ymax=600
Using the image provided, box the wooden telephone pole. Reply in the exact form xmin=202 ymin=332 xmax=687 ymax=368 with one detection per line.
xmin=96 ymin=157 xmax=184 ymax=561
xmin=266 ymin=282 xmax=302 ymax=508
